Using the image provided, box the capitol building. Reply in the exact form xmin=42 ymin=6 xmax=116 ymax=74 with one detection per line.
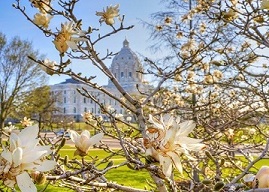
xmin=50 ymin=39 xmax=148 ymax=122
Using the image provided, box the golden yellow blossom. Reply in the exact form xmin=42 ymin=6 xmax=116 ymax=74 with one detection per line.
xmin=96 ymin=4 xmax=120 ymax=25
xmin=223 ymin=9 xmax=237 ymax=21
xmin=33 ymin=13 xmax=52 ymax=28
xmin=20 ymin=117 xmax=33 ymax=127
xmin=164 ymin=17 xmax=172 ymax=25
xmin=155 ymin=25 xmax=163 ymax=31
xmin=53 ymin=33 xmax=69 ymax=54
xmin=261 ymin=0 xmax=269 ymax=9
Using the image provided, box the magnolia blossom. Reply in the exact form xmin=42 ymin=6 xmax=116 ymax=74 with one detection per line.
xmin=164 ymin=17 xmax=172 ymax=25
xmin=227 ymin=128 xmax=234 ymax=139
xmin=0 ymin=125 xmax=56 ymax=192
xmin=41 ymin=59 xmax=57 ymax=75
xmin=82 ymin=111 xmax=94 ymax=122
xmin=53 ymin=21 xmax=87 ymax=53
xmin=82 ymin=111 xmax=98 ymax=126
xmin=181 ymin=39 xmax=197 ymax=52
xmin=261 ymin=0 xmax=269 ymax=9
xmin=199 ymin=22 xmax=206 ymax=33
xmin=243 ymin=173 xmax=255 ymax=188
xmin=33 ymin=12 xmax=52 ymax=28
xmin=249 ymin=128 xmax=256 ymax=135
xmin=20 ymin=117 xmax=33 ymax=127
xmin=30 ymin=0 xmax=51 ymax=13
xmin=3 ymin=124 xmax=17 ymax=134
xmin=213 ymin=70 xmax=223 ymax=80
xmin=115 ymin=113 xmax=124 ymax=121
xmin=223 ymin=9 xmax=237 ymax=21
xmin=96 ymin=4 xmax=120 ymax=25
xmin=144 ymin=114 xmax=205 ymax=177
xmin=203 ymin=75 xmax=214 ymax=84
xmin=69 ymin=130 xmax=104 ymax=156
xmin=253 ymin=166 xmax=269 ymax=188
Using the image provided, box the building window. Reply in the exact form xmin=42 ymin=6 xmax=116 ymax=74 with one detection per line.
xmin=91 ymin=108 xmax=94 ymax=113
xmin=83 ymin=98 xmax=86 ymax=103
xmin=73 ymin=107 xmax=76 ymax=113
xmin=63 ymin=108 xmax=66 ymax=114
xmin=97 ymin=108 xmax=100 ymax=114
xmin=73 ymin=90 xmax=76 ymax=94
xmin=109 ymin=99 xmax=112 ymax=105
xmin=129 ymin=72 xmax=132 ymax=77
xmin=90 ymin=99 xmax=93 ymax=104
xmin=64 ymin=90 xmax=66 ymax=94
xmin=84 ymin=107 xmax=87 ymax=112
xmin=121 ymin=72 xmax=124 ymax=78
xmin=74 ymin=97 xmax=76 ymax=103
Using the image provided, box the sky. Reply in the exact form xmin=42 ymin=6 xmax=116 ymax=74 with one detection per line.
xmin=0 ymin=0 xmax=164 ymax=85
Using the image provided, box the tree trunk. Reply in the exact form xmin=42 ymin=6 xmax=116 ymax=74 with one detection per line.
xmin=0 ymin=117 xmax=5 ymax=146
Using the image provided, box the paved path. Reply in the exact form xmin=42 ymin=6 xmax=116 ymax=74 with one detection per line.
xmin=40 ymin=132 xmax=121 ymax=148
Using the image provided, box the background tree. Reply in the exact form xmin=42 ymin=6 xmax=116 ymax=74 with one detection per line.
xmin=14 ymin=85 xmax=59 ymax=130
xmin=0 ymin=32 xmax=46 ymax=138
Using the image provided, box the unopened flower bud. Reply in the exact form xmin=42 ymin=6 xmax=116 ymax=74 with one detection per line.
xmin=31 ymin=171 xmax=47 ymax=185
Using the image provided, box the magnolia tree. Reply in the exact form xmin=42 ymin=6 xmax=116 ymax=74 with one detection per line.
xmin=1 ymin=0 xmax=269 ymax=191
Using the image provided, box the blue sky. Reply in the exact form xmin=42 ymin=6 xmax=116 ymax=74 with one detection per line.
xmin=0 ymin=1 xmax=164 ymax=85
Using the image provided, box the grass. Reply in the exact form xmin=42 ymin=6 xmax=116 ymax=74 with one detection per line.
xmin=54 ymin=146 xmax=153 ymax=190
xmin=1 ymin=144 xmax=269 ymax=191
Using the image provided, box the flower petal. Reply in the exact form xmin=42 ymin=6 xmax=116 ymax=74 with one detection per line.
xmin=1 ymin=147 xmax=12 ymax=164
xmin=168 ymin=151 xmax=183 ymax=174
xmin=176 ymin=120 xmax=196 ymax=136
xmin=13 ymin=147 xmax=23 ymax=167
xmin=16 ymin=172 xmax=37 ymax=192
xmin=35 ymin=160 xmax=57 ymax=172
xmin=69 ymin=130 xmax=79 ymax=143
xmin=22 ymin=150 xmax=48 ymax=164
xmin=18 ymin=125 xmax=39 ymax=147
xmin=159 ymin=155 xmax=172 ymax=178
xmin=66 ymin=40 xmax=78 ymax=50
xmin=9 ymin=133 xmax=20 ymax=151
xmin=81 ymin=130 xmax=91 ymax=139
xmin=88 ymin=132 xmax=104 ymax=146
xmin=148 ymin=114 xmax=164 ymax=130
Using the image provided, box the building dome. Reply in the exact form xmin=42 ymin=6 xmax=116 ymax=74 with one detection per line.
xmin=108 ymin=39 xmax=143 ymax=92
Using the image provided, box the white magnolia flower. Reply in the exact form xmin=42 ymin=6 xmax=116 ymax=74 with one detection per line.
xmin=253 ymin=166 xmax=269 ymax=188
xmin=243 ymin=173 xmax=255 ymax=188
xmin=243 ymin=173 xmax=255 ymax=183
xmin=249 ymin=128 xmax=256 ymax=135
xmin=96 ymin=4 xmax=120 ymax=25
xmin=223 ymin=9 xmax=237 ymax=21
xmin=0 ymin=125 xmax=56 ymax=192
xmin=33 ymin=12 xmax=53 ymax=28
xmin=30 ymin=0 xmax=51 ymax=13
xmin=20 ymin=117 xmax=33 ymax=127
xmin=144 ymin=114 xmax=205 ymax=177
xmin=115 ymin=113 xmax=124 ymax=120
xmin=3 ymin=124 xmax=16 ymax=133
xmin=261 ymin=0 xmax=269 ymax=9
xmin=69 ymin=130 xmax=104 ymax=156
xmin=53 ymin=21 xmax=87 ymax=53
xmin=41 ymin=59 xmax=57 ymax=75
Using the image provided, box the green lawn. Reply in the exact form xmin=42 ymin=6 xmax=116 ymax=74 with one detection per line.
xmin=53 ymin=146 xmax=153 ymax=190
xmin=2 ymin=144 xmax=269 ymax=191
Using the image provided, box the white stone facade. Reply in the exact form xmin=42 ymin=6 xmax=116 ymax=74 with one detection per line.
xmin=50 ymin=39 xmax=147 ymax=122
